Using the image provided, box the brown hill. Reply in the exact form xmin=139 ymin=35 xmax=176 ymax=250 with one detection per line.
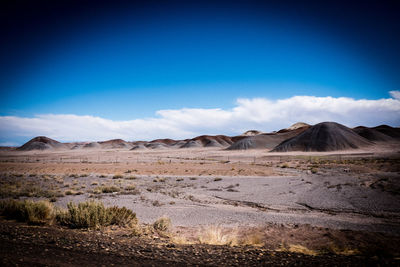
xmin=272 ymin=122 xmax=372 ymax=152
xmin=98 ymin=139 xmax=131 ymax=149
xmin=83 ymin=142 xmax=101 ymax=149
xmin=372 ymin=125 xmax=400 ymax=139
xmin=277 ymin=122 xmax=310 ymax=133
xmin=353 ymin=126 xmax=394 ymax=142
xmin=228 ymin=127 xmax=309 ymax=150
xmin=180 ymin=135 xmax=234 ymax=148
xmin=241 ymin=130 xmax=263 ymax=136
xmin=17 ymin=136 xmax=66 ymax=151
xmin=149 ymin=139 xmax=178 ymax=145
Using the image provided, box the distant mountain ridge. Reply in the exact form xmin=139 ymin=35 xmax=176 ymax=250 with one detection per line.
xmin=13 ymin=122 xmax=400 ymax=152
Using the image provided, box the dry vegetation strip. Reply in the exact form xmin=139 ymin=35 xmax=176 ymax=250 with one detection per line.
xmin=0 ymin=199 xmax=137 ymax=229
xmin=0 ymin=161 xmax=277 ymax=176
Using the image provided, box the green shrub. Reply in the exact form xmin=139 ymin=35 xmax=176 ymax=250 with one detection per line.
xmin=57 ymin=201 xmax=137 ymax=229
xmin=108 ymin=206 xmax=138 ymax=226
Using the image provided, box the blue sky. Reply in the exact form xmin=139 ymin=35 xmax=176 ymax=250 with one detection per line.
xmin=0 ymin=0 xmax=399 ymax=144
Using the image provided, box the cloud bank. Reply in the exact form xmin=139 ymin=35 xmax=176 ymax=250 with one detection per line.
xmin=1 ymin=93 xmax=399 ymax=144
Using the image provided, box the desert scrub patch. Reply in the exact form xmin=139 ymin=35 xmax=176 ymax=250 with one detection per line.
xmin=80 ymin=174 xmax=88 ymax=177
xmin=94 ymin=185 xmax=120 ymax=194
xmin=56 ymin=201 xmax=137 ymax=229
xmin=153 ymin=216 xmax=171 ymax=232
xmin=152 ymin=200 xmax=162 ymax=207
xmin=125 ymin=176 xmax=137 ymax=180
xmin=176 ymin=178 xmax=184 ymax=182
xmin=0 ymin=199 xmax=55 ymax=225
xmin=120 ymin=185 xmax=140 ymax=195
xmin=284 ymin=244 xmax=318 ymax=256
xmin=113 ymin=173 xmax=124 ymax=179
xmin=65 ymin=190 xmax=83 ymax=196
xmin=197 ymin=225 xmax=238 ymax=246
xmin=0 ymin=184 xmax=61 ymax=199
xmin=124 ymin=185 xmax=136 ymax=191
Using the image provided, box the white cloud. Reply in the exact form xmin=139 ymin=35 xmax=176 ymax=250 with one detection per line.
xmin=389 ymin=90 xmax=400 ymax=100
xmin=1 ymin=94 xmax=399 ymax=144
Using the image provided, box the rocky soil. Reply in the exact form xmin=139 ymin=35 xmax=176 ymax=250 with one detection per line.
xmin=1 ymin=220 xmax=397 ymax=267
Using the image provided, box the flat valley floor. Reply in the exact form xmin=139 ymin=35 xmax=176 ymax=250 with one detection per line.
xmin=1 ymin=146 xmax=399 ymax=265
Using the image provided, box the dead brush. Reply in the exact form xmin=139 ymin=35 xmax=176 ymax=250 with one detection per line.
xmin=153 ymin=216 xmax=171 ymax=232
xmin=198 ymin=225 xmax=238 ymax=246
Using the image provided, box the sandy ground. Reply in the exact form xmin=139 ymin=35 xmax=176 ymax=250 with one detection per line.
xmin=1 ymin=145 xmax=399 ymax=237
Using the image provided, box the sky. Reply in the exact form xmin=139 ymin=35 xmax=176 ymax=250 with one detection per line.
xmin=0 ymin=0 xmax=400 ymax=145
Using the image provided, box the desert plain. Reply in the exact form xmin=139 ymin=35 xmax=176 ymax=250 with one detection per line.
xmin=1 ymin=122 xmax=400 ymax=266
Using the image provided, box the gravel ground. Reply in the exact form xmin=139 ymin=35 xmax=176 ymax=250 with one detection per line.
xmin=52 ymin=170 xmax=400 ymax=235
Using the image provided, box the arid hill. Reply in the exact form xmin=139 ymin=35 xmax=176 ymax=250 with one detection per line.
xmin=278 ymin=122 xmax=310 ymax=133
xmin=372 ymin=125 xmax=400 ymax=139
xmin=241 ymin=130 xmax=263 ymax=136
xmin=98 ymin=139 xmax=132 ymax=149
xmin=353 ymin=126 xmax=394 ymax=142
xmin=149 ymin=139 xmax=178 ymax=145
xmin=16 ymin=122 xmax=398 ymax=152
xmin=228 ymin=126 xmax=309 ymax=150
xmin=272 ymin=122 xmax=372 ymax=152
xmin=17 ymin=136 xmax=67 ymax=151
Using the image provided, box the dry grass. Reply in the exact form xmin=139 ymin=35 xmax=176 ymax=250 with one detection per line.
xmin=241 ymin=232 xmax=264 ymax=247
xmin=124 ymin=185 xmax=136 ymax=191
xmin=57 ymin=201 xmax=137 ymax=229
xmin=94 ymin=185 xmax=120 ymax=194
xmin=153 ymin=216 xmax=171 ymax=232
xmin=113 ymin=173 xmax=124 ymax=179
xmin=329 ymin=245 xmax=360 ymax=255
xmin=0 ymin=183 xmax=62 ymax=199
xmin=287 ymin=244 xmax=318 ymax=256
xmin=0 ymin=199 xmax=55 ymax=225
xmin=197 ymin=226 xmax=238 ymax=246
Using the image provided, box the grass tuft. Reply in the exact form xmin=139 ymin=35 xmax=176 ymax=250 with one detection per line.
xmin=153 ymin=216 xmax=171 ymax=232
xmin=0 ymin=199 xmax=55 ymax=225
xmin=113 ymin=173 xmax=124 ymax=179
xmin=198 ymin=225 xmax=237 ymax=246
xmin=286 ymin=244 xmax=318 ymax=256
